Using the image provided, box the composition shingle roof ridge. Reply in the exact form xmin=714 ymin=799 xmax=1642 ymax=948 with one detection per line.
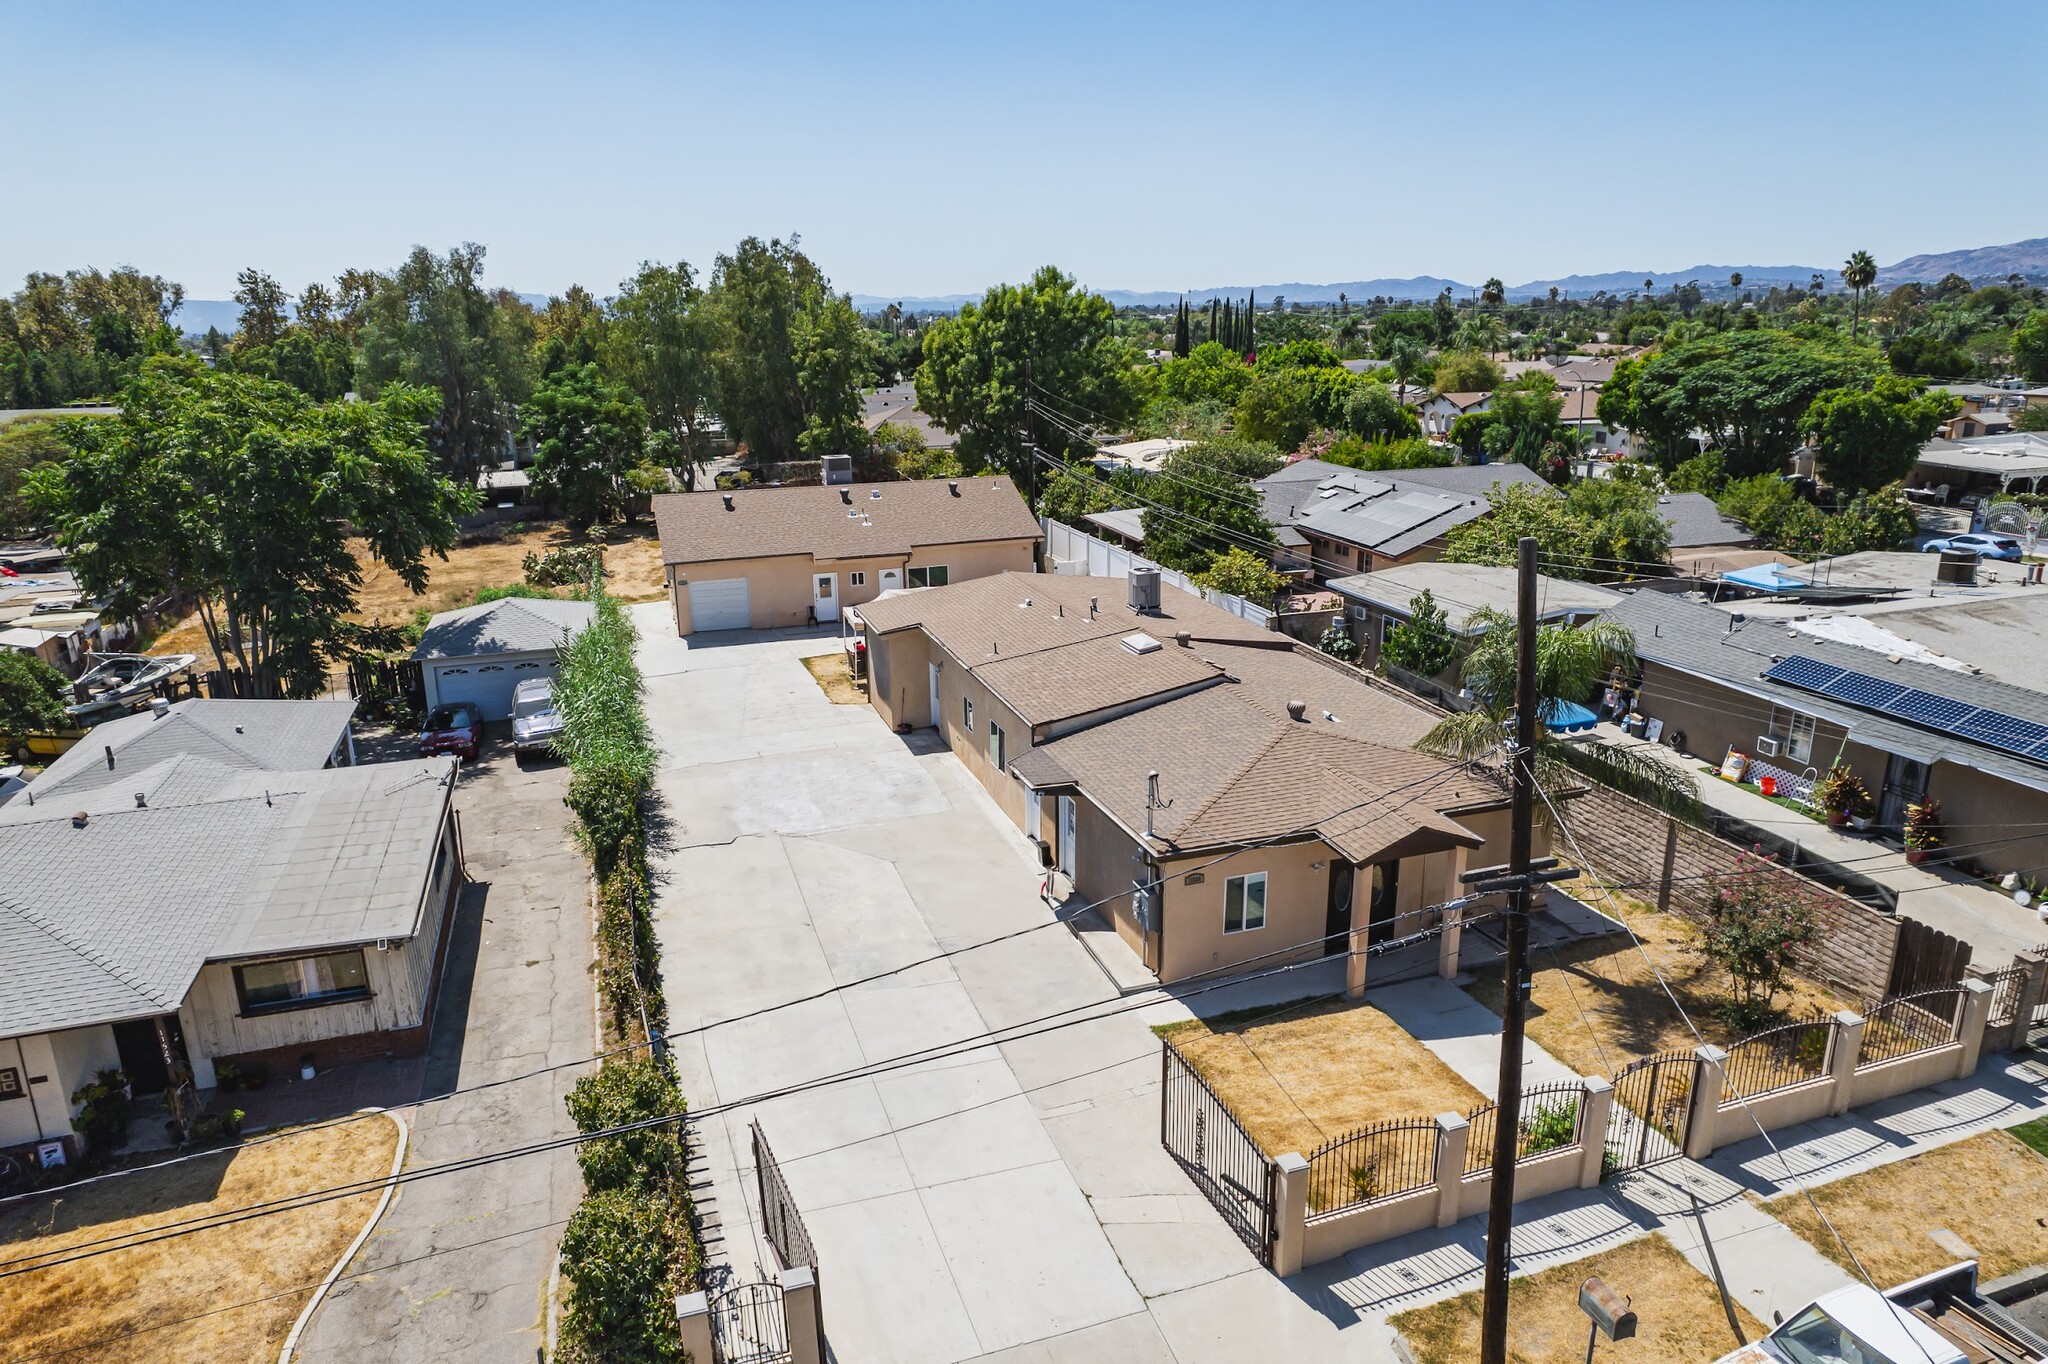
xmin=1163 ymin=727 xmax=1293 ymax=844
xmin=0 ymin=891 xmax=180 ymax=1010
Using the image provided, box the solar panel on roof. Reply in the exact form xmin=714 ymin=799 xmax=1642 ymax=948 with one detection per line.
xmin=1761 ymin=657 xmax=1846 ymax=691
xmin=1820 ymin=673 xmax=1909 ymax=709
xmin=1955 ymin=710 xmax=2048 ymax=751
xmin=2028 ymin=736 xmax=2048 ymax=762
xmin=1889 ymin=690 xmax=1975 ymax=730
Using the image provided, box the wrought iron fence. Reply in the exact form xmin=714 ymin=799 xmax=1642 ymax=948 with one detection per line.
xmin=1720 ymin=1015 xmax=1835 ymax=1100
xmin=1462 ymin=1082 xmax=1585 ymax=1176
xmin=1305 ymin=1116 xmax=1438 ymax=1218
xmin=1606 ymin=1050 xmax=1698 ymax=1172
xmin=710 ymin=1280 xmax=790 ymax=1364
xmin=751 ymin=1122 xmax=816 ymax=1272
xmin=1985 ymin=964 xmax=2029 ymax=1028
xmin=1161 ymin=1038 xmax=1275 ymax=1261
xmin=1859 ymin=987 xmax=1964 ymax=1067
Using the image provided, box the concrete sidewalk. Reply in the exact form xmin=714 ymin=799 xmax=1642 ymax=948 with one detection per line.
xmin=1601 ymin=726 xmax=2048 ymax=965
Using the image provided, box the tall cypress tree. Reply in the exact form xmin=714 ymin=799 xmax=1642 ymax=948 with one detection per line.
xmin=1173 ymin=296 xmax=1190 ymax=358
xmin=1245 ymin=290 xmax=1256 ymax=361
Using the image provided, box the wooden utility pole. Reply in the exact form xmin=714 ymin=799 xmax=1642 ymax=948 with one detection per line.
xmin=1479 ymin=535 xmax=1541 ymax=1364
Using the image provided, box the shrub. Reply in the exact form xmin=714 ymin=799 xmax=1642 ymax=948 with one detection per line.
xmin=70 ymin=1068 xmax=132 ymax=1156
xmin=1904 ymin=797 xmax=1944 ymax=851
xmin=555 ymin=1187 xmax=693 ymax=1363
xmin=1698 ymin=849 xmax=1825 ymax=1026
xmin=473 ymin=582 xmax=555 ymax=604
xmin=594 ymin=860 xmax=665 ymax=1035
xmin=568 ymin=763 xmax=646 ymax=879
xmin=1380 ymin=590 xmax=1459 ymax=677
xmin=1521 ymin=1099 xmax=1580 ymax=1155
xmin=1317 ymin=623 xmax=1359 ymax=662
xmin=566 ymin=1055 xmax=686 ymax=1194
xmin=524 ymin=543 xmax=607 ymax=590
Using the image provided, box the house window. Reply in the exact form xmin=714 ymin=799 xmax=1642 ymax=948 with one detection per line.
xmin=1380 ymin=614 xmax=1399 ymax=645
xmin=234 ymin=950 xmax=371 ymax=1014
xmin=907 ymin=565 xmax=950 ymax=588
xmin=988 ymin=720 xmax=1005 ymax=769
xmin=1223 ymin=872 xmax=1267 ymax=934
xmin=963 ymin=696 xmax=974 ymax=732
xmin=1777 ymin=710 xmax=1818 ymax=763
xmin=849 ymin=571 xmax=866 ymax=587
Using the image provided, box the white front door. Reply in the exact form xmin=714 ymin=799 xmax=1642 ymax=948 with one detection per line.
xmin=813 ymin=573 xmax=840 ymax=622
xmin=879 ymin=567 xmax=902 ymax=593
xmin=1058 ymin=796 xmax=1077 ymax=875
xmin=1025 ymin=789 xmax=1042 ymax=841
xmin=928 ymin=662 xmax=941 ymax=728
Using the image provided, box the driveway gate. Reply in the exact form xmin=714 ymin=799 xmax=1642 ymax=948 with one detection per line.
xmin=1605 ymin=1051 xmax=1699 ymax=1172
xmin=1161 ymin=1037 xmax=1275 ymax=1264
xmin=709 ymin=1281 xmax=789 ymax=1364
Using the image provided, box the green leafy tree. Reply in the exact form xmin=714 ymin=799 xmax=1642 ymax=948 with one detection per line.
xmin=1317 ymin=623 xmax=1359 ymax=662
xmin=702 ymin=236 xmax=823 ymax=467
xmin=1322 ymin=435 xmax=1449 ymax=471
xmin=232 ymin=268 xmax=290 ymax=349
xmin=916 ymin=266 xmax=1142 ymax=480
xmin=1234 ymin=365 xmax=1358 ymax=450
xmin=1624 ymin=331 xmax=1874 ymax=476
xmin=1887 ymin=334 xmax=1973 ymax=380
xmin=1431 ymin=349 xmax=1503 ymax=395
xmin=605 ymin=261 xmax=715 ymax=489
xmin=0 ymin=649 xmax=69 ymax=739
xmin=792 ymin=286 xmax=870 ymax=458
xmin=1379 ymin=590 xmax=1459 ymax=676
xmin=2014 ymin=312 xmax=2048 ymax=385
xmin=1798 ymin=375 xmax=1958 ymax=493
xmin=1158 ymin=340 xmax=1252 ymax=408
xmin=1666 ymin=450 xmax=1727 ymax=495
xmin=1342 ymin=381 xmax=1422 ymax=442
xmin=0 ymin=415 xmax=79 ymax=537
xmin=1038 ymin=458 xmax=1142 ymax=527
xmin=2014 ymin=405 xmax=2048 ymax=434
xmin=1717 ymin=474 xmax=1826 ymax=556
xmin=523 ymin=363 xmax=649 ymax=529
xmin=1448 ymin=387 xmax=1566 ymax=470
xmin=1441 ymin=479 xmax=1670 ymax=582
xmin=30 ymin=360 xmax=474 ymax=697
xmin=354 ymin=243 xmax=536 ymax=480
xmin=1139 ymin=437 xmax=1281 ymax=575
xmin=1192 ymin=546 xmax=1285 ymax=602
xmin=555 ymin=1186 xmax=691 ymax=1363
xmin=1842 ymin=250 xmax=1878 ymax=341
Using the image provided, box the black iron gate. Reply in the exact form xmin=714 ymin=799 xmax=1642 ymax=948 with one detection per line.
xmin=1161 ymin=1038 xmax=1276 ymax=1264
xmin=710 ymin=1281 xmax=789 ymax=1364
xmin=752 ymin=1121 xmax=816 ymax=1271
xmin=1605 ymin=1051 xmax=1699 ymax=1172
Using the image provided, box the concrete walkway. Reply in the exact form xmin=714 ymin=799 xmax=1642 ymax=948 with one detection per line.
xmin=1602 ymin=726 xmax=2048 ymax=965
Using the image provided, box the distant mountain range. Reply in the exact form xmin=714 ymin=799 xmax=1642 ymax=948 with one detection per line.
xmin=170 ymin=239 xmax=2048 ymax=332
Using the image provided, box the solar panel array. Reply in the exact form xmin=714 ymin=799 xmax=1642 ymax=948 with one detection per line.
xmin=1761 ymin=655 xmax=2048 ymax=765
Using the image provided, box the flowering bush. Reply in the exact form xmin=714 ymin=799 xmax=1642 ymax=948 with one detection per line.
xmin=1698 ymin=848 xmax=1825 ymax=1029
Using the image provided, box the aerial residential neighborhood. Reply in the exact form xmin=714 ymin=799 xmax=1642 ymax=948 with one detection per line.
xmin=6 ymin=6 xmax=2048 ymax=1364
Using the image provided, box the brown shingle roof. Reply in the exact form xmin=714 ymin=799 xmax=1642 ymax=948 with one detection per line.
xmin=654 ymin=477 xmax=1041 ymax=566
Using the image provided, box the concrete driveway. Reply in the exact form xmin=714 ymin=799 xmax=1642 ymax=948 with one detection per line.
xmin=296 ymin=733 xmax=592 ymax=1363
xmin=638 ymin=611 xmax=1392 ymax=1363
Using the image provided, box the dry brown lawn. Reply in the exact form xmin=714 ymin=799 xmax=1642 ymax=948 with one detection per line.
xmin=1392 ymin=1233 xmax=1765 ymax=1364
xmin=800 ymin=651 xmax=866 ymax=705
xmin=142 ymin=520 xmax=670 ymax=660
xmin=1465 ymin=883 xmax=1856 ymax=1078
xmin=1159 ymin=997 xmax=1484 ymax=1156
xmin=1764 ymin=1130 xmax=2048 ymax=1286
xmin=0 ymin=1116 xmax=400 ymax=1363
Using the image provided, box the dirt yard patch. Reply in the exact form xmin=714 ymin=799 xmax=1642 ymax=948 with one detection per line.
xmin=1764 ymin=1130 xmax=2048 ymax=1286
xmin=1465 ymin=885 xmax=1857 ymax=1078
xmin=1159 ymin=997 xmax=1484 ymax=1156
xmin=142 ymin=520 xmax=670 ymax=661
xmin=0 ymin=1115 xmax=400 ymax=1362
xmin=800 ymin=651 xmax=866 ymax=705
xmin=1392 ymin=1233 xmax=1764 ymax=1364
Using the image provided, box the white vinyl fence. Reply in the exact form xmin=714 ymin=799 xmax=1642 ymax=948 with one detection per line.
xmin=1041 ymin=518 xmax=1274 ymax=628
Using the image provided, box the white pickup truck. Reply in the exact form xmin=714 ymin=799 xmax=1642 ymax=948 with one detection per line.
xmin=1713 ymin=1263 xmax=2046 ymax=1364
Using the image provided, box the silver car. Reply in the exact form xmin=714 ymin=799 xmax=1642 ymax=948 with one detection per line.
xmin=511 ymin=677 xmax=565 ymax=754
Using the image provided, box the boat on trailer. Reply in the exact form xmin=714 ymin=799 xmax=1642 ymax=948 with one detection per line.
xmin=64 ymin=653 xmax=198 ymax=721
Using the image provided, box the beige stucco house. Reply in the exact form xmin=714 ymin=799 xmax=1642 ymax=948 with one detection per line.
xmin=856 ymin=573 xmax=1524 ymax=983
xmin=653 ymin=477 xmax=1042 ymax=636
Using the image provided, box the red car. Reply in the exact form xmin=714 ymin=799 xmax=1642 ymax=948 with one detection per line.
xmin=418 ymin=701 xmax=483 ymax=760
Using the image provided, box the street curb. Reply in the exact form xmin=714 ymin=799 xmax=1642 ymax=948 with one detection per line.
xmin=276 ymin=1108 xmax=410 ymax=1364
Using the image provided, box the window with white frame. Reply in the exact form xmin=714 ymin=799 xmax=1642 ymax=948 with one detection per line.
xmin=1780 ymin=709 xmax=1817 ymax=763
xmin=849 ymin=571 xmax=866 ymax=587
xmin=908 ymin=565 xmax=950 ymax=588
xmin=963 ymin=696 xmax=974 ymax=732
xmin=988 ymin=720 xmax=1005 ymax=769
xmin=1223 ymin=872 xmax=1267 ymax=934
xmin=1380 ymin=614 xmax=1399 ymax=645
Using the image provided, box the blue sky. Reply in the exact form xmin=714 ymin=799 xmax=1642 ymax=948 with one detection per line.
xmin=3 ymin=0 xmax=2042 ymax=301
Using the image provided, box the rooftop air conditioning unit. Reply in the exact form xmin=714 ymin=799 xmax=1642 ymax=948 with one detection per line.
xmin=1128 ymin=567 xmax=1161 ymax=612
xmin=1755 ymin=735 xmax=1784 ymax=758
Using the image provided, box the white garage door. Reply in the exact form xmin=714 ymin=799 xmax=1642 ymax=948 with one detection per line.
xmin=430 ymin=654 xmax=557 ymax=721
xmin=689 ymin=578 xmax=752 ymax=633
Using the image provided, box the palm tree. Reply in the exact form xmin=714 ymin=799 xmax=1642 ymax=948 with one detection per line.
xmin=1644 ymin=278 xmax=1654 ymax=293
xmin=1386 ymin=336 xmax=1421 ymax=406
xmin=1339 ymin=291 xmax=1348 ymax=314
xmin=1416 ymin=612 xmax=1698 ymax=811
xmin=1728 ymin=272 xmax=1742 ymax=291
xmin=1842 ymin=250 xmax=1878 ymax=340
xmin=1481 ymin=277 xmax=1505 ymax=309
xmin=1547 ymin=286 xmax=1560 ymax=306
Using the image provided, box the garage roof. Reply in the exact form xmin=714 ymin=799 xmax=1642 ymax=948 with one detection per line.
xmin=653 ymin=478 xmax=1042 ymax=566
xmin=412 ymin=597 xmax=594 ymax=660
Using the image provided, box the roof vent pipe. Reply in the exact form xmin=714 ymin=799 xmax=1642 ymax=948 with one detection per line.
xmin=71 ymin=811 xmax=88 ymax=829
xmin=948 ymin=479 xmax=960 ymax=496
xmin=1175 ymin=631 xmax=1191 ymax=648
xmin=150 ymin=697 xmax=170 ymax=719
xmin=721 ymin=493 xmax=734 ymax=511
xmin=134 ymin=792 xmax=146 ymax=808
xmin=1286 ymin=700 xmax=1308 ymax=722
xmin=840 ymin=488 xmax=852 ymax=504
xmin=104 ymin=744 xmax=115 ymax=770
xmin=1089 ymin=596 xmax=1098 ymax=619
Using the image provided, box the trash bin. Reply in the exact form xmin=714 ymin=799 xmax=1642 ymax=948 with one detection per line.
xmin=1759 ymin=776 xmax=1778 ymax=797
xmin=1622 ymin=714 xmax=1645 ymax=737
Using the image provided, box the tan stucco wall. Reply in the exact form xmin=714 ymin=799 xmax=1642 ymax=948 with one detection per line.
xmin=1158 ymin=841 xmax=1345 ymax=981
xmin=667 ymin=537 xmax=1038 ymax=635
xmin=867 ymin=627 xmax=933 ymax=731
xmin=1923 ymin=761 xmax=2048 ymax=880
xmin=929 ymin=649 xmax=1033 ymax=830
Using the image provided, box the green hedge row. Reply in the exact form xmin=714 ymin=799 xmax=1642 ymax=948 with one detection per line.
xmin=551 ymin=589 xmax=698 ymax=1361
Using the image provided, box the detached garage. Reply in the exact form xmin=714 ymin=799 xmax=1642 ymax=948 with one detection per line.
xmin=412 ymin=597 xmax=595 ymax=721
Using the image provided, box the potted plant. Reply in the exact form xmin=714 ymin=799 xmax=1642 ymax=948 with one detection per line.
xmin=1814 ymin=766 xmax=1872 ymax=830
xmin=1903 ymin=798 xmax=1943 ymax=864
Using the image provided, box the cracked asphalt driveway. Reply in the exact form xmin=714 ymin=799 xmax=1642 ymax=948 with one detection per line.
xmin=295 ymin=735 xmax=592 ymax=1364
